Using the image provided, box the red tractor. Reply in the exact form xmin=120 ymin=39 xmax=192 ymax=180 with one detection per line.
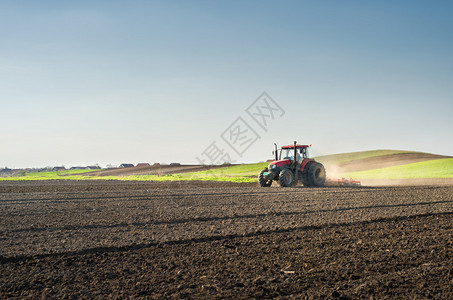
xmin=259 ymin=141 xmax=326 ymax=187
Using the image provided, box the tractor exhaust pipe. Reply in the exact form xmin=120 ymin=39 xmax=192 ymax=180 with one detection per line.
xmin=274 ymin=143 xmax=278 ymax=161
xmin=293 ymin=140 xmax=298 ymax=183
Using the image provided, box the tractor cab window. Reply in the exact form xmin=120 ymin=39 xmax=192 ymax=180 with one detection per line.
xmin=301 ymin=148 xmax=309 ymax=158
xmin=281 ymin=149 xmax=294 ymax=160
xmin=281 ymin=148 xmax=302 ymax=161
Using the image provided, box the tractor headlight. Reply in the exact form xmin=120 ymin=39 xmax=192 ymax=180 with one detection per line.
xmin=268 ymin=164 xmax=275 ymax=170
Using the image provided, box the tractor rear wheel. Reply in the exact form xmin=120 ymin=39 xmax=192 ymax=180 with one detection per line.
xmin=278 ymin=169 xmax=295 ymax=187
xmin=259 ymin=169 xmax=272 ymax=187
xmin=306 ymin=162 xmax=326 ymax=186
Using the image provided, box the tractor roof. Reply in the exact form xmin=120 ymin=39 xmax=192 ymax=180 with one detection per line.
xmin=281 ymin=144 xmax=310 ymax=149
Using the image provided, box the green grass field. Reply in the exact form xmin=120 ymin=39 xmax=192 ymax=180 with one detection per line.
xmin=0 ymin=163 xmax=269 ymax=182
xmin=0 ymin=169 xmax=100 ymax=181
xmin=181 ymin=162 xmax=268 ymax=178
xmin=117 ymin=163 xmax=270 ymax=183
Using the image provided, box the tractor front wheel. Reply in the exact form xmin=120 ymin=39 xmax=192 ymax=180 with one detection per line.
xmin=259 ymin=169 xmax=272 ymax=187
xmin=278 ymin=169 xmax=295 ymax=187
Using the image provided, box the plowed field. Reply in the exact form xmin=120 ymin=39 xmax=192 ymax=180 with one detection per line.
xmin=1 ymin=181 xmax=453 ymax=299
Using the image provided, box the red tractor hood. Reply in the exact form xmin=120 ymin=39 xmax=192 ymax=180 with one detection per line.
xmin=269 ymin=159 xmax=291 ymax=168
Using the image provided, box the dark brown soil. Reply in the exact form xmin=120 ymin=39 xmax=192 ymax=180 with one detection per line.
xmin=1 ymin=181 xmax=453 ymax=299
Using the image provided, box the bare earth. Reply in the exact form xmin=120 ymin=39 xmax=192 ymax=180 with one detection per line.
xmin=1 ymin=180 xmax=453 ymax=299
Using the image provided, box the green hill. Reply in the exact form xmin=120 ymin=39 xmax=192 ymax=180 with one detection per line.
xmin=344 ymin=158 xmax=453 ymax=179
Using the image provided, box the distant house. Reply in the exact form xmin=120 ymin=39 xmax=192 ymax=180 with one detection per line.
xmin=153 ymin=163 xmax=160 ymax=166
xmin=70 ymin=166 xmax=88 ymax=170
xmin=87 ymin=166 xmax=101 ymax=170
xmin=119 ymin=163 xmax=134 ymax=168
xmin=170 ymin=163 xmax=181 ymax=166
xmin=136 ymin=163 xmax=150 ymax=167
xmin=0 ymin=167 xmax=12 ymax=175
xmin=52 ymin=166 xmax=66 ymax=171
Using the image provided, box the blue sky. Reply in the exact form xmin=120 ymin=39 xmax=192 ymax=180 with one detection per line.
xmin=1 ymin=1 xmax=452 ymax=168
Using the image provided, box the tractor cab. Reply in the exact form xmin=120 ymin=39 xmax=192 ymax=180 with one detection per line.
xmin=279 ymin=145 xmax=310 ymax=161
xmin=269 ymin=144 xmax=311 ymax=168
